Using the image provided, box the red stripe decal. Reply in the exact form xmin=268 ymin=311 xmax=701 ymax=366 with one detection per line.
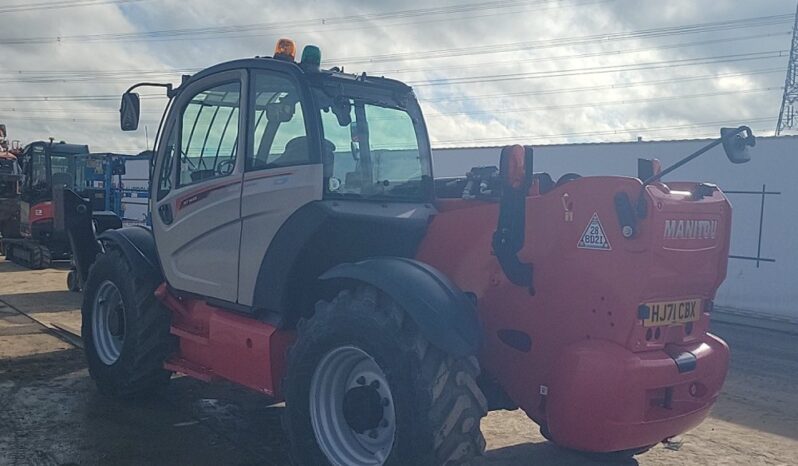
xmin=244 ymin=171 xmax=293 ymax=183
xmin=176 ymin=179 xmax=241 ymax=211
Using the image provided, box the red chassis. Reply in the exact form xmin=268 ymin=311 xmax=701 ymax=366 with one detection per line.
xmin=156 ymin=173 xmax=730 ymax=453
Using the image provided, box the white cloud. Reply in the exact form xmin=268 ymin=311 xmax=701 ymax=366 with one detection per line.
xmin=0 ymin=0 xmax=792 ymax=152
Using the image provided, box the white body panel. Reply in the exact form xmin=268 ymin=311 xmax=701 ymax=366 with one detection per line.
xmin=154 ymin=174 xmax=243 ymax=302
xmin=237 ymin=163 xmax=323 ymax=306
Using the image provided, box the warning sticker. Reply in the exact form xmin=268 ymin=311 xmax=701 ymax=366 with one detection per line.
xmin=578 ymin=213 xmax=611 ymax=251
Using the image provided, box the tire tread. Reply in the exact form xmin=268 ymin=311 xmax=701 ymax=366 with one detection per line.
xmin=284 ymin=285 xmax=486 ymax=466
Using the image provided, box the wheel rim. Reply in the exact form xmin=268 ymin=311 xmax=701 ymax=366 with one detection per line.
xmin=310 ymin=346 xmax=396 ymax=466
xmin=92 ymin=280 xmax=126 ymax=365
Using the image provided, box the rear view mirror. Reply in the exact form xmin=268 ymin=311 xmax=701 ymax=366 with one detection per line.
xmin=333 ymin=96 xmax=352 ymax=127
xmin=721 ymin=126 xmax=755 ymax=164
xmin=499 ymin=145 xmax=533 ymax=191
xmin=120 ymin=92 xmax=141 ymax=131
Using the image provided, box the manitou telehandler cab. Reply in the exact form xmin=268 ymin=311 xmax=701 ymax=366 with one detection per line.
xmin=59 ymin=40 xmax=754 ymax=466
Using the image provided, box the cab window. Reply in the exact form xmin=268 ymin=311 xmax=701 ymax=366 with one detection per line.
xmin=249 ymin=72 xmax=309 ymax=171
xmin=178 ymin=81 xmax=241 ymax=186
xmin=30 ymin=146 xmax=47 ymax=188
xmin=318 ymin=97 xmax=428 ymax=200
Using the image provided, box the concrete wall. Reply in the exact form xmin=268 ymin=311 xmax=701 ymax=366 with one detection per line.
xmin=433 ymin=135 xmax=798 ymax=328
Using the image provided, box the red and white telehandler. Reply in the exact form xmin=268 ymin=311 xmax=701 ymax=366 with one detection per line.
xmin=57 ymin=40 xmax=755 ymax=465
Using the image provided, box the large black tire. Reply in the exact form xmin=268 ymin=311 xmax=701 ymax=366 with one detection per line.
xmin=284 ymin=286 xmax=487 ymax=466
xmin=81 ymin=248 xmax=175 ymax=398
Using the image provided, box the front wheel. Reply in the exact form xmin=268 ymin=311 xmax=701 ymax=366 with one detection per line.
xmin=81 ymin=248 xmax=175 ymax=398
xmin=284 ymin=286 xmax=487 ymax=466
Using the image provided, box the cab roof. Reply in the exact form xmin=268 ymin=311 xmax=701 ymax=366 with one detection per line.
xmin=26 ymin=141 xmax=90 ymax=156
xmin=181 ymin=56 xmax=413 ymax=96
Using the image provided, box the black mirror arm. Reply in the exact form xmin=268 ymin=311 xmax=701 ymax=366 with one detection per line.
xmin=635 ymin=126 xmax=747 ymax=217
xmin=125 ymin=82 xmax=175 ymax=98
xmin=640 ymin=138 xmax=723 ymax=189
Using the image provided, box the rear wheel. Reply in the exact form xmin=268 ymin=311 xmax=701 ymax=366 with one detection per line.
xmin=81 ymin=248 xmax=175 ymax=398
xmin=284 ymin=286 xmax=487 ymax=466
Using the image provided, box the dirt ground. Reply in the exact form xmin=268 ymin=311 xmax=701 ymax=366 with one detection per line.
xmin=1 ymin=258 xmax=796 ymax=466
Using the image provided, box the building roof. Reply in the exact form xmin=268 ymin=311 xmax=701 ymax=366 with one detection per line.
xmin=432 ymin=134 xmax=798 ymax=152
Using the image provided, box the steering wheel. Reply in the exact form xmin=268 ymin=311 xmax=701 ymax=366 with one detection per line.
xmin=215 ymin=159 xmax=235 ymax=176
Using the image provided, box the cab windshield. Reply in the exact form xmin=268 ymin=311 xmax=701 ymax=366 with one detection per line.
xmin=317 ymin=93 xmax=431 ymax=201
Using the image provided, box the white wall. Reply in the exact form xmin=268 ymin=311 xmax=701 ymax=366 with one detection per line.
xmin=433 ymin=135 xmax=798 ymax=326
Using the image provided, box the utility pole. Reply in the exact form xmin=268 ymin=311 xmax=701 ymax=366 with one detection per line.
xmin=776 ymin=2 xmax=798 ymax=135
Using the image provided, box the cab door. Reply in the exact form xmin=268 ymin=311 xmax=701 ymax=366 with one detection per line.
xmin=151 ymin=70 xmax=247 ymax=302
xmin=236 ymin=69 xmax=323 ymax=306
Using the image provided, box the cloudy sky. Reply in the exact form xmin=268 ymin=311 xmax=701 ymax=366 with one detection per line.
xmin=0 ymin=0 xmax=795 ymax=152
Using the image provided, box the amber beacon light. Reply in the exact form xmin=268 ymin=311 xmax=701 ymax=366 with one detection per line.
xmin=274 ymin=38 xmax=297 ymax=61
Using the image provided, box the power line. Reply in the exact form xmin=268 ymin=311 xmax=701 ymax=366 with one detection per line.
xmin=331 ymin=13 xmax=796 ymax=65
xmin=0 ymin=0 xmax=608 ymax=45
xmin=1 ymin=87 xmax=780 ymax=120
xmin=0 ymin=0 xmax=147 ymax=14
xmin=2 ymin=30 xmax=789 ymax=86
xmin=0 ymin=68 xmax=781 ymax=107
xmin=420 ymin=68 xmax=785 ymax=102
xmin=0 ymin=49 xmax=788 ymax=87
xmin=410 ymin=50 xmax=790 ymax=86
xmin=374 ymin=31 xmax=792 ymax=75
xmin=0 ymin=94 xmax=164 ymax=102
xmin=422 ymin=87 xmax=782 ymax=118
xmin=1 ymin=13 xmax=792 ymax=83
xmin=432 ymin=117 xmax=774 ymax=145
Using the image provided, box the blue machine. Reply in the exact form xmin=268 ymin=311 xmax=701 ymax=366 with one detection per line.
xmin=81 ymin=153 xmax=151 ymax=226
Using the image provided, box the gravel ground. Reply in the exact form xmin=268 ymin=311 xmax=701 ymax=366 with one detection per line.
xmin=0 ymin=258 xmax=796 ymax=465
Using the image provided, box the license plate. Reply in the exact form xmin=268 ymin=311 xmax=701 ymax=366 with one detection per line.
xmin=643 ymin=299 xmax=701 ymax=327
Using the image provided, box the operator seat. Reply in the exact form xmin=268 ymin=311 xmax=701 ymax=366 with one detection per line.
xmin=272 ymin=136 xmax=310 ymax=167
xmin=271 ymin=136 xmax=336 ymax=170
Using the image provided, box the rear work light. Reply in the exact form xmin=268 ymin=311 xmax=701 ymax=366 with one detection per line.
xmin=274 ymin=38 xmax=297 ymax=61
